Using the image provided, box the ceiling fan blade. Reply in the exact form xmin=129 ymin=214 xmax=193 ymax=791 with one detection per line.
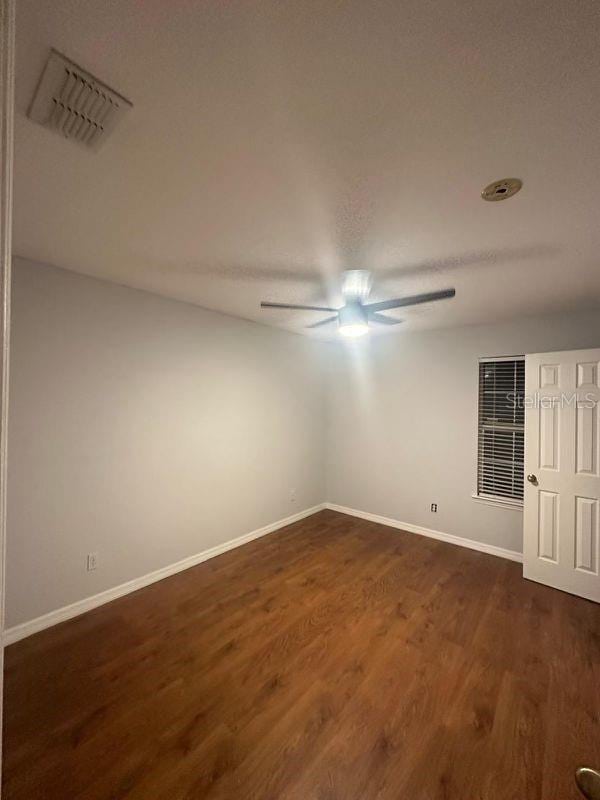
xmin=368 ymin=312 xmax=403 ymax=325
xmin=306 ymin=315 xmax=339 ymax=329
xmin=261 ymin=301 xmax=337 ymax=312
xmin=364 ymin=288 xmax=456 ymax=313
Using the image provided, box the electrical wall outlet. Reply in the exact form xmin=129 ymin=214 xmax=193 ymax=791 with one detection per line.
xmin=290 ymin=488 xmax=297 ymax=503
xmin=430 ymin=503 xmax=438 ymax=513
xmin=86 ymin=552 xmax=98 ymax=571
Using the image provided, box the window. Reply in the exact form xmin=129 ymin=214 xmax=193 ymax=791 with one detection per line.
xmin=476 ymin=357 xmax=525 ymax=505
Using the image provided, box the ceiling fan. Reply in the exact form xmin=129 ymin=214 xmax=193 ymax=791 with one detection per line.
xmin=261 ymin=270 xmax=456 ymax=337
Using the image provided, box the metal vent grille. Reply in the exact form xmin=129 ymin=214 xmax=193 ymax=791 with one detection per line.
xmin=28 ymin=49 xmax=132 ymax=149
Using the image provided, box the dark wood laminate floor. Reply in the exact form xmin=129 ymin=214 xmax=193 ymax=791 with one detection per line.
xmin=3 ymin=510 xmax=599 ymax=799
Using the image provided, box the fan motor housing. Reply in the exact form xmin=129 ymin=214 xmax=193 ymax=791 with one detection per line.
xmin=338 ymin=302 xmax=367 ymax=328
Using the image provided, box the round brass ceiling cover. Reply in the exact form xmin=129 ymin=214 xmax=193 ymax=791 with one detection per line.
xmin=481 ymin=177 xmax=523 ymax=201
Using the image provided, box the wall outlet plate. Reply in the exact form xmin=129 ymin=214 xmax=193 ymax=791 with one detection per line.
xmin=86 ymin=552 xmax=98 ymax=571
xmin=430 ymin=503 xmax=438 ymax=513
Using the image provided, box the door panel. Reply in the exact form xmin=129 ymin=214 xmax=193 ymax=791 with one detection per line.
xmin=574 ymin=496 xmax=598 ymax=574
xmin=575 ymin=402 xmax=597 ymax=475
xmin=524 ymin=349 xmax=600 ymax=602
xmin=538 ymin=491 xmax=559 ymax=562
xmin=539 ymin=404 xmax=559 ymax=470
xmin=576 ymin=361 xmax=598 ymax=388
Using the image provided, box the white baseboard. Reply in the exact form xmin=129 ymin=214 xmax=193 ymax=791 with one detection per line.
xmin=326 ymin=503 xmax=523 ymax=563
xmin=3 ymin=501 xmax=522 ymax=646
xmin=3 ymin=503 xmax=326 ymax=646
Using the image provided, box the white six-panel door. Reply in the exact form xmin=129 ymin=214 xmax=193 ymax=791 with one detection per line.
xmin=524 ymin=349 xmax=600 ymax=602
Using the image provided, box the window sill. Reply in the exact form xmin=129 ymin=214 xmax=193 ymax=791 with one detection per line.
xmin=471 ymin=494 xmax=523 ymax=511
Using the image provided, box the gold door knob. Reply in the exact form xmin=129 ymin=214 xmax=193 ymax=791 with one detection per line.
xmin=576 ymin=768 xmax=600 ymax=800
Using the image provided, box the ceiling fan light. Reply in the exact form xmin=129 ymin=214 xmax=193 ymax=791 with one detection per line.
xmin=338 ymin=302 xmax=368 ymax=337
xmin=339 ymin=322 xmax=369 ymax=338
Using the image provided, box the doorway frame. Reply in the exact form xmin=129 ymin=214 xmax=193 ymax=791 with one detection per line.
xmin=0 ymin=0 xmax=16 ymax=790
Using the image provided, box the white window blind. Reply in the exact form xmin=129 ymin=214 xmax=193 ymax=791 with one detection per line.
xmin=477 ymin=357 xmax=525 ymax=504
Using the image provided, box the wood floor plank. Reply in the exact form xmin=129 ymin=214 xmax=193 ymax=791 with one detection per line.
xmin=3 ymin=509 xmax=599 ymax=799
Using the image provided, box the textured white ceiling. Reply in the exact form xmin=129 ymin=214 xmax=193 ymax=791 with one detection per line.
xmin=13 ymin=0 xmax=600 ymax=337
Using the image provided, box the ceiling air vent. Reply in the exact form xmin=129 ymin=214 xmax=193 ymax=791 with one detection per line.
xmin=28 ymin=49 xmax=133 ymax=149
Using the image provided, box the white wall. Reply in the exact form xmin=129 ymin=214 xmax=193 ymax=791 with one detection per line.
xmin=326 ymin=311 xmax=600 ymax=555
xmin=7 ymin=258 xmax=327 ymax=627
xmin=8 ymin=259 xmax=600 ymax=629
